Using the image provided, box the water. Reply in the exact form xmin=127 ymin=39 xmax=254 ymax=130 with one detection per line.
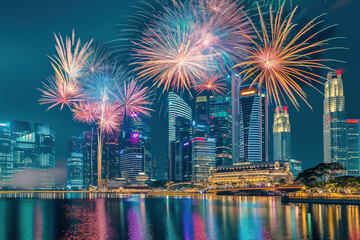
xmin=0 ymin=193 xmax=359 ymax=240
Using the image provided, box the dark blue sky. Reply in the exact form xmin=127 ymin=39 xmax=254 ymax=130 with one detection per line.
xmin=0 ymin=0 xmax=359 ymax=180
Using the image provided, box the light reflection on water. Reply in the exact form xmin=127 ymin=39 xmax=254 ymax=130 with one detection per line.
xmin=0 ymin=194 xmax=359 ymax=239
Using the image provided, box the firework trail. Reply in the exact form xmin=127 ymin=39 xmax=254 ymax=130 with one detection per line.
xmin=234 ymin=2 xmax=343 ymax=108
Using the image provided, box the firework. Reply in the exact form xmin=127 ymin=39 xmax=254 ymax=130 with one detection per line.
xmin=234 ymin=3 xmax=340 ymax=108
xmin=72 ymin=102 xmax=99 ymax=125
xmin=116 ymin=79 xmax=152 ymax=118
xmin=193 ymin=71 xmax=227 ymax=96
xmin=97 ymin=103 xmax=122 ymax=134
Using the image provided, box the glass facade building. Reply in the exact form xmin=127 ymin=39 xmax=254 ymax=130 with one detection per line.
xmin=174 ymin=116 xmax=192 ymax=181
xmin=273 ymin=106 xmax=291 ymax=162
xmin=191 ymin=137 xmax=216 ymax=181
xmin=119 ymin=147 xmax=144 ymax=183
xmin=67 ymin=136 xmax=84 ymax=189
xmin=0 ymin=122 xmax=13 ymax=186
xmin=346 ymin=119 xmax=360 ymax=176
xmin=323 ymin=71 xmax=347 ymax=169
xmin=238 ymin=84 xmax=269 ymax=162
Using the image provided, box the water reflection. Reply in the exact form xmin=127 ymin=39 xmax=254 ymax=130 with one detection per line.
xmin=0 ymin=194 xmax=358 ymax=239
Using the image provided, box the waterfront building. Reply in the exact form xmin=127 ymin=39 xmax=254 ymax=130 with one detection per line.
xmin=35 ymin=123 xmax=55 ymax=188
xmin=82 ymin=130 xmax=96 ymax=189
xmin=273 ymin=106 xmax=291 ymax=162
xmin=10 ymin=121 xmax=35 ymax=172
xmin=208 ymin=161 xmax=293 ymax=186
xmin=193 ymin=96 xmax=209 ymax=137
xmin=67 ymin=136 xmax=84 ymax=190
xmin=191 ymin=137 xmax=216 ymax=181
xmin=0 ymin=122 xmax=13 ymax=186
xmin=103 ymin=133 xmax=120 ymax=180
xmin=346 ymin=119 xmax=360 ymax=176
xmin=231 ymin=73 xmax=241 ymax=163
xmin=238 ymin=83 xmax=269 ymax=162
xmin=323 ymin=71 xmax=347 ymax=168
xmin=209 ymin=95 xmax=232 ymax=167
xmin=174 ymin=116 xmax=192 ymax=181
xmin=289 ymin=159 xmax=302 ymax=178
xmin=168 ymin=92 xmax=192 ymax=180
xmin=119 ymin=147 xmax=144 ymax=183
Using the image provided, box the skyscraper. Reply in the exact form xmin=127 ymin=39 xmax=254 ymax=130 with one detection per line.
xmin=119 ymin=147 xmax=144 ymax=183
xmin=209 ymin=95 xmax=232 ymax=167
xmin=231 ymin=73 xmax=241 ymax=163
xmin=323 ymin=71 xmax=347 ymax=168
xmin=273 ymin=106 xmax=291 ymax=162
xmin=0 ymin=122 xmax=13 ymax=186
xmin=194 ymin=96 xmax=209 ymax=137
xmin=238 ymin=84 xmax=269 ymax=162
xmin=346 ymin=119 xmax=360 ymax=176
xmin=174 ymin=116 xmax=192 ymax=181
xmin=67 ymin=136 xmax=84 ymax=189
xmin=191 ymin=137 xmax=216 ymax=181
xmin=168 ymin=92 xmax=191 ymax=180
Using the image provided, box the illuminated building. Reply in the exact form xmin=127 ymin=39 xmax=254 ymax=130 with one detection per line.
xmin=174 ymin=116 xmax=192 ymax=181
xmin=0 ymin=122 xmax=13 ymax=186
xmin=67 ymin=136 xmax=84 ymax=190
xmin=346 ymin=119 xmax=360 ymax=176
xmin=273 ymin=106 xmax=291 ymax=162
xmin=193 ymin=96 xmax=209 ymax=137
xmin=35 ymin=123 xmax=55 ymax=188
xmin=82 ymin=130 xmax=96 ymax=189
xmin=238 ymin=83 xmax=269 ymax=162
xmin=231 ymin=72 xmax=241 ymax=163
xmin=191 ymin=137 xmax=216 ymax=181
xmin=10 ymin=121 xmax=35 ymax=172
xmin=168 ymin=92 xmax=191 ymax=180
xmin=119 ymin=147 xmax=144 ymax=183
xmin=208 ymin=162 xmax=293 ymax=186
xmin=289 ymin=159 xmax=302 ymax=178
xmin=323 ymin=71 xmax=347 ymax=168
xmin=209 ymin=95 xmax=232 ymax=167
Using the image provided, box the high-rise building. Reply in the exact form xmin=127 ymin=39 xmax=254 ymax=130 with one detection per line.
xmin=346 ymin=119 xmax=360 ymax=176
xmin=35 ymin=123 xmax=55 ymax=188
xmin=231 ymin=73 xmax=241 ymax=163
xmin=67 ymin=136 xmax=84 ymax=189
xmin=194 ymin=96 xmax=209 ymax=137
xmin=11 ymin=121 xmax=36 ymax=172
xmin=174 ymin=116 xmax=192 ymax=181
xmin=273 ymin=106 xmax=291 ymax=162
xmin=209 ymin=95 xmax=232 ymax=167
xmin=119 ymin=147 xmax=144 ymax=183
xmin=191 ymin=137 xmax=216 ymax=181
xmin=103 ymin=133 xmax=120 ymax=180
xmin=168 ymin=92 xmax=192 ymax=180
xmin=323 ymin=71 xmax=347 ymax=168
xmin=82 ymin=129 xmax=96 ymax=189
xmin=238 ymin=84 xmax=269 ymax=162
xmin=0 ymin=122 xmax=13 ymax=186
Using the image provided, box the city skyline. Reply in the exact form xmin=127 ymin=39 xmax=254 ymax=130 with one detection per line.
xmin=1 ymin=0 xmax=360 ymax=186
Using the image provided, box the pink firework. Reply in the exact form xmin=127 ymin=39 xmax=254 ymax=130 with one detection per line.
xmin=193 ymin=72 xmax=227 ymax=96
xmin=72 ymin=102 xmax=99 ymax=125
xmin=116 ymin=79 xmax=152 ymax=118
xmin=97 ymin=103 xmax=122 ymax=134
xmin=38 ymin=76 xmax=83 ymax=110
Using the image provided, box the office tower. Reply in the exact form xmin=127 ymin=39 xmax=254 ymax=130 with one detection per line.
xmin=35 ymin=123 xmax=55 ymax=188
xmin=238 ymin=83 xmax=269 ymax=162
xmin=83 ymin=130 xmax=96 ymax=189
xmin=119 ymin=147 xmax=144 ymax=183
xmin=323 ymin=71 xmax=347 ymax=168
xmin=10 ymin=121 xmax=36 ymax=172
xmin=209 ymin=95 xmax=232 ymax=167
xmin=67 ymin=136 xmax=84 ymax=189
xmin=0 ymin=122 xmax=13 ymax=186
xmin=346 ymin=119 xmax=360 ymax=176
xmin=273 ymin=106 xmax=291 ymax=162
xmin=289 ymin=159 xmax=302 ymax=178
xmin=191 ymin=137 xmax=216 ymax=181
xmin=174 ymin=116 xmax=192 ymax=181
xmin=168 ymin=92 xmax=192 ymax=180
xmin=231 ymin=73 xmax=241 ymax=163
xmin=103 ymin=133 xmax=120 ymax=180
xmin=194 ymin=96 xmax=209 ymax=137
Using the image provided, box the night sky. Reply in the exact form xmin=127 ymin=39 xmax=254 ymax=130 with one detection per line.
xmin=1 ymin=0 xmax=359 ymax=185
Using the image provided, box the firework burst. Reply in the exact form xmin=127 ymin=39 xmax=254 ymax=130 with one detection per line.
xmin=193 ymin=71 xmax=227 ymax=96
xmin=234 ymin=3 xmax=342 ymax=108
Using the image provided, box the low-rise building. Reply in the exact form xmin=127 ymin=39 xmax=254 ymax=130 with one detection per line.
xmin=208 ymin=161 xmax=293 ymax=187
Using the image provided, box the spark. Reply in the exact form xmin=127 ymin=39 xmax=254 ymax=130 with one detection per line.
xmin=193 ymin=72 xmax=227 ymax=95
